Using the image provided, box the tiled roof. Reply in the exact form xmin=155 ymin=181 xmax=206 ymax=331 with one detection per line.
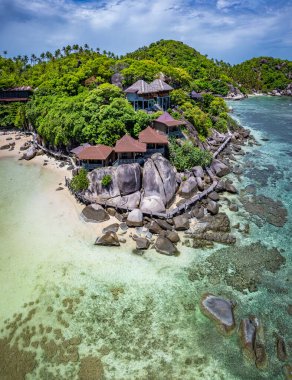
xmin=139 ymin=126 xmax=168 ymax=145
xmin=70 ymin=143 xmax=91 ymax=155
xmin=115 ymin=134 xmax=146 ymax=153
xmin=125 ymin=79 xmax=173 ymax=95
xmin=77 ymin=145 xmax=113 ymax=160
xmin=155 ymin=112 xmax=186 ymax=127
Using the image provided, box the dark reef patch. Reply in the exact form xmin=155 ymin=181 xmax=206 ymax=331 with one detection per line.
xmin=188 ymin=242 xmax=286 ymax=292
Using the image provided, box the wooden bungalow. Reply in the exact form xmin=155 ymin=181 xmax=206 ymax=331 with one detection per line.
xmin=125 ymin=79 xmax=173 ymax=111
xmin=0 ymin=86 xmax=33 ymax=103
xmin=153 ymin=112 xmax=186 ymax=137
xmin=114 ymin=134 xmax=146 ymax=166
xmin=138 ymin=126 xmax=168 ymax=157
xmin=76 ymin=145 xmax=114 ymax=170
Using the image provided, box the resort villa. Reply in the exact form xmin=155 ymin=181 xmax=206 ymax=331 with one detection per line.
xmin=71 ymin=106 xmax=186 ymax=170
xmin=153 ymin=112 xmax=186 ymax=137
xmin=125 ymin=79 xmax=173 ymax=111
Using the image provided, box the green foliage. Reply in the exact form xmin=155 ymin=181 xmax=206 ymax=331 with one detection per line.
xmin=70 ymin=168 xmax=89 ymax=192
xmin=215 ymin=117 xmax=228 ymax=133
xmin=209 ymin=97 xmax=229 ymax=116
xmin=170 ymin=89 xmax=189 ymax=106
xmin=169 ymin=140 xmax=212 ymax=171
xmin=0 ymin=103 xmax=22 ymax=128
xmin=101 ymin=174 xmax=112 ymax=187
xmin=180 ymin=102 xmax=213 ymax=137
xmin=229 ymin=57 xmax=292 ymax=92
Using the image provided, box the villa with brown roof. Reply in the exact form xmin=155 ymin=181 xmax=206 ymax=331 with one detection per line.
xmin=138 ymin=126 xmax=168 ymax=157
xmin=125 ymin=79 xmax=173 ymax=111
xmin=114 ymin=134 xmax=146 ymax=165
xmin=76 ymin=145 xmax=114 ymax=170
xmin=153 ymin=112 xmax=186 ymax=137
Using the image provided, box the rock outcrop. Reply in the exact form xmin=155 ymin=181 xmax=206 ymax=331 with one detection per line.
xmin=116 ymin=163 xmax=141 ymax=195
xmin=140 ymin=195 xmax=166 ymax=213
xmin=179 ymin=177 xmax=197 ymax=198
xmin=87 ymin=167 xmax=120 ymax=200
xmin=142 ymin=153 xmax=177 ymax=207
xmin=211 ymin=159 xmax=230 ymax=178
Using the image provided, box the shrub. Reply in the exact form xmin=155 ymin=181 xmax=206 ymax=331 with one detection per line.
xmin=101 ymin=174 xmax=112 ymax=187
xmin=169 ymin=140 xmax=212 ymax=171
xmin=70 ymin=168 xmax=89 ymax=192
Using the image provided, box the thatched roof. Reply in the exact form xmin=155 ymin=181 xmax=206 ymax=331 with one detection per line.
xmin=125 ymin=79 xmax=173 ymax=95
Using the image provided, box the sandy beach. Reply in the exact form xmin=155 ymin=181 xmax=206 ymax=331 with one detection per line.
xmin=0 ymin=131 xmax=135 ymax=248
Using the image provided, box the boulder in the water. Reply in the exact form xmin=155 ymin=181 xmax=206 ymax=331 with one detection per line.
xmin=200 ymin=294 xmax=236 ymax=335
xmin=155 ymin=236 xmax=178 ymax=256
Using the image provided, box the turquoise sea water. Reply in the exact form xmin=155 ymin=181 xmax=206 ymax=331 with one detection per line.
xmin=0 ymin=96 xmax=291 ymax=379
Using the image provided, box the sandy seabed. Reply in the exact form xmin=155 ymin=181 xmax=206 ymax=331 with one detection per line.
xmin=0 ymin=129 xmax=291 ymax=380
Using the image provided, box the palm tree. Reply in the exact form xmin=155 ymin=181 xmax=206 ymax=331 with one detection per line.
xmin=31 ymin=54 xmax=37 ymax=65
xmin=40 ymin=52 xmax=46 ymax=61
xmin=54 ymin=49 xmax=61 ymax=59
xmin=3 ymin=50 xmax=7 ymax=57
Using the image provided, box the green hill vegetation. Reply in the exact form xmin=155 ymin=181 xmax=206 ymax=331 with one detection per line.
xmin=229 ymin=57 xmax=292 ymax=92
xmin=0 ymin=40 xmax=261 ymax=151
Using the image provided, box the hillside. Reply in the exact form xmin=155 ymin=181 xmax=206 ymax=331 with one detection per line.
xmin=229 ymin=57 xmax=292 ymax=93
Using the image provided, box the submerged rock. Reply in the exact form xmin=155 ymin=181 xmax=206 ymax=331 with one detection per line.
xmin=189 ymin=242 xmax=286 ymax=293
xmin=276 ymin=336 xmax=288 ymax=362
xmin=241 ymin=194 xmax=288 ymax=227
xmin=239 ymin=317 xmax=258 ymax=361
xmin=200 ymin=294 xmax=236 ymax=335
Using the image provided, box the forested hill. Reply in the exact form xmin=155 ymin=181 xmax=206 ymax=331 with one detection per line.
xmin=123 ymin=40 xmax=234 ymax=95
xmin=229 ymin=57 xmax=292 ymax=93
